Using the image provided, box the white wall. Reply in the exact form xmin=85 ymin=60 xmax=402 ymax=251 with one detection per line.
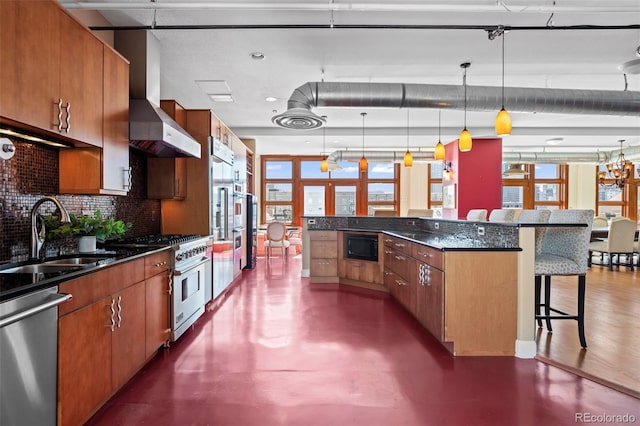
xmin=400 ymin=163 xmax=429 ymax=215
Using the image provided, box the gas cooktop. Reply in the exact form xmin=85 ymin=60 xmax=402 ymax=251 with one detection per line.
xmin=104 ymin=234 xmax=206 ymax=248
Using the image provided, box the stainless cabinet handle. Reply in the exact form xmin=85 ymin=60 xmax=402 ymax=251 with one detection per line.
xmin=108 ymin=299 xmax=115 ymax=332
xmin=0 ymin=293 xmax=72 ymax=328
xmin=394 ymin=255 xmax=405 ymax=261
xmin=394 ymin=243 xmax=405 ymax=248
xmin=418 ymin=251 xmax=432 ymax=258
xmin=384 ymin=250 xmax=393 ymax=254
xmin=116 ymin=296 xmax=122 ymax=328
xmin=63 ymin=102 xmax=70 ymax=132
xmin=168 ymin=273 xmax=173 ymax=295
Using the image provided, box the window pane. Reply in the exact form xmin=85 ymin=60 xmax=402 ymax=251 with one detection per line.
xmin=368 ymin=162 xmax=395 ymax=179
xmin=535 ymin=164 xmax=558 ymax=179
xmin=598 ymin=205 xmax=622 ymax=219
xmin=265 ymin=183 xmax=292 ymax=201
xmin=265 ymin=161 xmax=292 ymax=179
xmin=535 ymin=183 xmax=559 ymax=201
xmin=330 ymin=164 xmax=359 ymax=179
xmin=303 ymin=186 xmax=325 ymax=215
xmin=301 ymin=161 xmax=326 ymax=179
xmin=598 ymin=186 xmax=622 ymax=202
xmin=335 ymin=186 xmax=356 ymax=216
xmin=430 ymin=162 xmax=443 ymax=179
xmin=265 ymin=205 xmax=292 ymax=223
xmin=368 ymin=183 xmax=394 ymax=202
xmin=430 ymin=183 xmax=442 ymax=202
xmin=502 ymin=186 xmax=523 ymax=208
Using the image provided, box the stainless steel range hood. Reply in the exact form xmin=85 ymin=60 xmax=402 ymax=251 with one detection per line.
xmin=115 ymin=30 xmax=200 ymax=158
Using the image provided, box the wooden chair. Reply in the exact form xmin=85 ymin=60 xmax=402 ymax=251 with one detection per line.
xmin=264 ymin=222 xmax=290 ymax=259
xmin=287 ymin=228 xmax=302 ymax=255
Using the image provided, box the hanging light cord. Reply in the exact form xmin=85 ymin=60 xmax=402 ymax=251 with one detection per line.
xmin=438 ymin=110 xmax=441 ymax=141
xmin=361 ymin=112 xmax=366 ymax=155
xmin=463 ymin=66 xmax=468 ymax=128
xmin=406 ymin=109 xmax=410 ymax=150
xmin=501 ymin=29 xmax=505 ymax=109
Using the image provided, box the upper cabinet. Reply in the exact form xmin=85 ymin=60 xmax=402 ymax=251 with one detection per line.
xmin=0 ymin=0 xmax=104 ymax=147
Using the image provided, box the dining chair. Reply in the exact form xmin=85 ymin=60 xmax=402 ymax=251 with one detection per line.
xmin=287 ymin=228 xmax=303 ymax=255
xmin=516 ymin=209 xmax=551 ymax=255
xmin=488 ymin=209 xmax=516 ymax=222
xmin=373 ymin=209 xmax=397 ymax=217
xmin=264 ymin=222 xmax=290 ymax=260
xmin=592 ymin=216 xmax=608 ymax=228
xmin=535 ymin=209 xmax=594 ymax=349
xmin=406 ymin=209 xmax=434 ymax=217
xmin=465 ymin=209 xmax=488 ymax=221
xmin=588 ymin=217 xmax=636 ymax=271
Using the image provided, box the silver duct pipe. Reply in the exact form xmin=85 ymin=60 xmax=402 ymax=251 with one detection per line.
xmin=272 ymin=82 xmax=640 ymax=129
xmin=325 ymin=144 xmax=640 ymax=168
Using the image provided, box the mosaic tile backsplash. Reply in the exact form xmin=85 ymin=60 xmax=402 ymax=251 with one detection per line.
xmin=0 ymin=139 xmax=161 ymax=262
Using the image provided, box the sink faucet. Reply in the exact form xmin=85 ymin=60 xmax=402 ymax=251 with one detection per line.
xmin=31 ymin=196 xmax=71 ymax=259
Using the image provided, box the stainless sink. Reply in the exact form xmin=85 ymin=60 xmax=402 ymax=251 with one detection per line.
xmin=41 ymin=256 xmax=113 ymax=266
xmin=0 ymin=264 xmax=86 ymax=274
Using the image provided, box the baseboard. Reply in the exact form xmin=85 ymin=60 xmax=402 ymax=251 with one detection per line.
xmin=515 ymin=339 xmax=537 ymax=359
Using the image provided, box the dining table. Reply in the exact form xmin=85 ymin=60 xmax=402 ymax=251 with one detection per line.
xmin=590 ymin=226 xmax=640 ymax=241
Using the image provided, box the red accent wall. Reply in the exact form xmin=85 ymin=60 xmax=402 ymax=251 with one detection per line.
xmin=442 ymin=138 xmax=503 ymax=220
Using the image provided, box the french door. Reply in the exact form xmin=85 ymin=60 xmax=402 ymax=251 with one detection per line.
xmin=301 ymin=182 xmax=361 ymax=217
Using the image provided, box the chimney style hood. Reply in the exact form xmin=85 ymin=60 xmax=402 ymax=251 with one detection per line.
xmin=114 ymin=30 xmax=200 ymax=158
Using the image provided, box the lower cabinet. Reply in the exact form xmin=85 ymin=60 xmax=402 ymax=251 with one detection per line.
xmin=309 ymin=231 xmax=338 ymax=283
xmin=57 ymin=251 xmax=171 ymax=426
xmin=415 ymin=261 xmax=444 ymax=341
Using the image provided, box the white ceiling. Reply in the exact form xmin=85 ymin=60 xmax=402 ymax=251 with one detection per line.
xmin=61 ymin=0 xmax=640 ymax=158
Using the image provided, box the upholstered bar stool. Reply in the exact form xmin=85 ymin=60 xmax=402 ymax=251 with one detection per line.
xmin=534 ymin=209 xmax=594 ymax=349
xmin=488 ymin=209 xmax=516 ymax=222
xmin=465 ymin=209 xmax=488 ymax=221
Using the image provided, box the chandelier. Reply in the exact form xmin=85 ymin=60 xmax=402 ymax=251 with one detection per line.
xmin=598 ymin=140 xmax=633 ymax=188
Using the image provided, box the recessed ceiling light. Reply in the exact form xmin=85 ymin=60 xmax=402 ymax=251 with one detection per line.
xmin=250 ymin=52 xmax=265 ymax=60
xmin=265 ymin=96 xmax=277 ymax=102
xmin=209 ymin=94 xmax=234 ymax=102
xmin=546 ymin=137 xmax=563 ymax=145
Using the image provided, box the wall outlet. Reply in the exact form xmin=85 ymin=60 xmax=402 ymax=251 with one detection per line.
xmin=308 ymin=219 xmax=316 ymax=224
xmin=477 ymin=226 xmax=485 ymax=236
xmin=434 ymin=222 xmax=439 ymax=230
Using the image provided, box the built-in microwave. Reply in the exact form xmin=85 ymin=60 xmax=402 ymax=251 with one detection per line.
xmin=344 ymin=233 xmax=379 ymax=262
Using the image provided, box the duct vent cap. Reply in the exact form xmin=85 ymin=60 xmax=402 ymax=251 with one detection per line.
xmin=272 ymin=108 xmax=326 ymax=129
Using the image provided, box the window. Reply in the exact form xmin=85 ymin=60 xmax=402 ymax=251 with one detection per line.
xmin=366 ymin=162 xmax=398 ymax=216
xmin=428 ymin=163 xmax=443 ymax=216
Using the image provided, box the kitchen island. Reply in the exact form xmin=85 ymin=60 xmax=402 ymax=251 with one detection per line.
xmin=302 ymin=216 xmax=535 ymax=357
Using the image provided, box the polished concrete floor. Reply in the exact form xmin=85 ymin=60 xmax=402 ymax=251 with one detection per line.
xmin=88 ymin=256 xmax=640 ymax=426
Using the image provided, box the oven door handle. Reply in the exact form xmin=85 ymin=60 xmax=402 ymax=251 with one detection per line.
xmin=173 ymin=257 xmax=209 ymax=276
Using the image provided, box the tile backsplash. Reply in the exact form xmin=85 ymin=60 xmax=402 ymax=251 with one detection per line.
xmin=0 ymin=139 xmax=160 ymax=262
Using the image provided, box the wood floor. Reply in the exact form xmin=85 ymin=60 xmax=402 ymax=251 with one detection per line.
xmin=535 ymin=262 xmax=640 ymax=398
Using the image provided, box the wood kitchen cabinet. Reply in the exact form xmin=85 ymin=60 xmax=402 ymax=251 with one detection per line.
xmin=0 ymin=0 xmax=104 ymax=147
xmin=57 ymin=258 xmax=148 ymax=426
xmin=309 ymin=231 xmax=338 ymax=283
xmin=337 ymin=232 xmax=384 ymax=290
xmin=59 ymin=46 xmax=130 ymax=195
xmin=144 ymin=250 xmax=171 ymax=359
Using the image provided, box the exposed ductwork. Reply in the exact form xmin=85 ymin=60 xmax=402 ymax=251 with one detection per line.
xmin=115 ymin=31 xmax=201 ymax=158
xmin=272 ymin=82 xmax=640 ymax=130
xmin=325 ymin=144 xmax=640 ymax=169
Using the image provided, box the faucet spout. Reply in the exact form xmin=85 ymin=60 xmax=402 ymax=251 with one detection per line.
xmin=30 ymin=196 xmax=71 ymax=259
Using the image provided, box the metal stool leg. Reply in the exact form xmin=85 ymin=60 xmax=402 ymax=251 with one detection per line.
xmin=578 ymin=275 xmax=587 ymax=348
xmin=535 ymin=275 xmax=542 ymax=328
xmin=544 ymin=276 xmax=553 ymax=332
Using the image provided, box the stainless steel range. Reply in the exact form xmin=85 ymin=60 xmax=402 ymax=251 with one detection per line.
xmin=106 ymin=234 xmax=211 ymax=341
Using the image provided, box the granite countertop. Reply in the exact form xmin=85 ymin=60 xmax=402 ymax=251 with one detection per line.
xmin=0 ymin=246 xmax=170 ymax=302
xmin=385 ymin=230 xmax=521 ymax=251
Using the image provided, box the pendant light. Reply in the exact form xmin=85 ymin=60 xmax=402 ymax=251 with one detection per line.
xmin=404 ymin=109 xmax=413 ymax=167
xmin=320 ymin=115 xmax=328 ymax=172
xmin=359 ymin=112 xmax=368 ymax=172
xmin=459 ymin=62 xmax=472 ymax=152
xmin=495 ymin=27 xmax=512 ymax=136
xmin=434 ymin=110 xmax=445 ymax=161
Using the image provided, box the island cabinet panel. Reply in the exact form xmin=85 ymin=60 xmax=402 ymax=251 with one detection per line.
xmin=309 ymin=231 xmax=338 ymax=282
xmin=415 ymin=262 xmax=444 ymax=341
xmin=337 ymin=232 xmax=384 ymax=289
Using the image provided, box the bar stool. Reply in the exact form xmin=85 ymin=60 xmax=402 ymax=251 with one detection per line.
xmin=534 ymin=209 xmax=594 ymax=349
xmin=488 ymin=209 xmax=516 ymax=222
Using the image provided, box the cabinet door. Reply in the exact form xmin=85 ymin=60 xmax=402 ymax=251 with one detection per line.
xmin=111 ymin=281 xmax=147 ymax=390
xmin=102 ymin=47 xmax=130 ymax=192
xmin=148 ymin=158 xmax=187 ymax=199
xmin=1 ymin=1 xmax=61 ymax=131
xmin=59 ymin=11 xmax=104 ymax=147
xmin=418 ymin=262 xmax=444 ymax=341
xmin=145 ymin=272 xmax=171 ymax=359
xmin=58 ymin=297 xmax=112 ymax=426
xmin=310 ymin=258 xmax=337 ymax=277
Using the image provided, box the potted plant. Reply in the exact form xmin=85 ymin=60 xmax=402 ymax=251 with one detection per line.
xmin=44 ymin=210 xmax=132 ymax=252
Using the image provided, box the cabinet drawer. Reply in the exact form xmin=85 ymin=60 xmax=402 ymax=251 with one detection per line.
xmin=383 ymin=248 xmax=413 ymax=281
xmin=383 ymin=235 xmax=412 ymax=256
xmin=412 ymin=244 xmax=444 ymax=270
xmin=310 ymin=240 xmax=337 ymax=259
xmin=145 ymin=250 xmax=171 ymax=278
xmin=310 ymin=258 xmax=337 ymax=277
xmin=310 ymin=230 xmax=337 ymax=241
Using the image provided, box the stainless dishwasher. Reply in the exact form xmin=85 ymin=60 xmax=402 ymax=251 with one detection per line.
xmin=0 ymin=287 xmax=72 ymax=426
